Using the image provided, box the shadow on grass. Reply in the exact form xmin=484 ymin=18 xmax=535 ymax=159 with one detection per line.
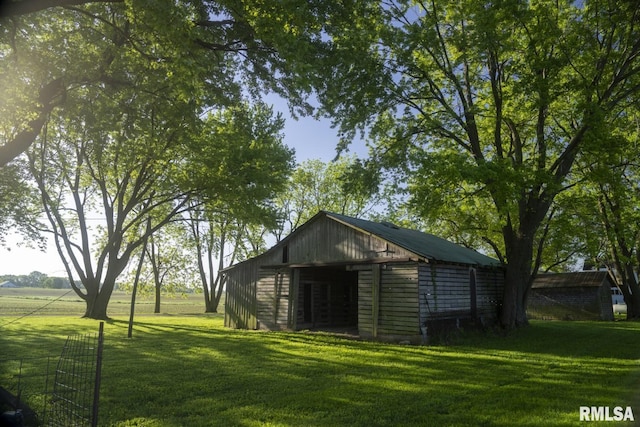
xmin=453 ymin=320 xmax=640 ymax=360
xmin=2 ymin=316 xmax=639 ymax=426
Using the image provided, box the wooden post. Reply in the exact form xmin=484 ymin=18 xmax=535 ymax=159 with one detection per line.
xmin=92 ymin=321 xmax=104 ymax=427
xmin=289 ymin=269 xmax=300 ymax=330
xmin=470 ymin=268 xmax=477 ymax=320
xmin=274 ymin=271 xmax=281 ymax=326
xmin=372 ymin=264 xmax=381 ymax=338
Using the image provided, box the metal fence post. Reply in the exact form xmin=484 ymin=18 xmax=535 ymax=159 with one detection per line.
xmin=91 ymin=321 xmax=104 ymax=427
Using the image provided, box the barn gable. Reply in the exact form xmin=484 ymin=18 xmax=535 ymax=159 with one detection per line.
xmin=224 ymin=211 xmax=505 ymax=343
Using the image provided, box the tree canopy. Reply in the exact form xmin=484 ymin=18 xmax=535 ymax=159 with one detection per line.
xmin=308 ymin=0 xmax=640 ymax=327
xmin=4 ymin=0 xmax=640 ymax=326
xmin=2 ymin=1 xmax=300 ymax=318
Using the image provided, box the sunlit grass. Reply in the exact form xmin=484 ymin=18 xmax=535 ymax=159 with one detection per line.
xmin=1 ymin=313 xmax=639 ymax=426
xmin=0 ymin=288 xmax=207 ymax=316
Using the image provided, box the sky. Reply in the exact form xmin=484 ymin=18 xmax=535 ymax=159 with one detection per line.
xmin=0 ymin=102 xmax=370 ymax=277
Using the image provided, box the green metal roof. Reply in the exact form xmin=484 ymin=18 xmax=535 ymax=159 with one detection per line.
xmin=325 ymin=212 xmax=502 ymax=267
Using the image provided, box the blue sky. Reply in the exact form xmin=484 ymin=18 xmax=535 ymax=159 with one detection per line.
xmin=0 ymin=104 xmax=369 ymax=276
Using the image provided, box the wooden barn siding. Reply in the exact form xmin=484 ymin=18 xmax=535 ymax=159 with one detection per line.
xmin=378 ymin=264 xmax=420 ymax=335
xmin=419 ymin=264 xmax=470 ymax=317
xmin=358 ymin=268 xmax=374 ymax=336
xmin=224 ymin=259 xmax=259 ymax=330
xmin=285 ymin=216 xmax=415 ymax=264
xmin=358 ymin=263 xmax=420 ymax=337
xmin=418 ymin=264 xmax=503 ymax=321
xmin=474 ymin=268 xmax=504 ymax=317
xmin=256 ymin=269 xmax=290 ymax=330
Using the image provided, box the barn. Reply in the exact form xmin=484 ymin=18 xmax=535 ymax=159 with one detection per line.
xmin=223 ymin=211 xmax=505 ymax=343
xmin=527 ymin=271 xmax=616 ymax=321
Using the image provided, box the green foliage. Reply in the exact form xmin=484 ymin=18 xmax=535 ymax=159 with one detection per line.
xmin=0 ymin=160 xmax=42 ymax=246
xmin=561 ymin=109 xmax=640 ymax=316
xmin=0 ymin=271 xmax=70 ymax=288
xmin=188 ymin=102 xmax=294 ymax=220
xmin=0 ymin=0 xmax=318 ymax=163
xmin=182 ymin=101 xmax=294 ymax=312
xmin=0 ymin=315 xmax=638 ymax=426
xmin=274 ymin=156 xmax=381 ymax=238
xmin=305 ymin=0 xmax=640 ymax=327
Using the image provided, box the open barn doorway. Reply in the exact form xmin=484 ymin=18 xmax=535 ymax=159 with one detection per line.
xmin=295 ymin=267 xmax=358 ymax=332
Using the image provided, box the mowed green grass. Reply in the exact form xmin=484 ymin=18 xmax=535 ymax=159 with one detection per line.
xmin=1 ymin=291 xmax=639 ymax=426
xmin=0 ymin=287 xmax=206 ymax=316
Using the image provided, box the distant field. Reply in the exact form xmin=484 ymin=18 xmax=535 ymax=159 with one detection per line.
xmin=0 ymin=287 xmax=210 ymax=317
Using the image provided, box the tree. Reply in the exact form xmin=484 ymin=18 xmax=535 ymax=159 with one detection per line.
xmin=0 ymin=0 xmax=318 ymax=167
xmin=28 ymin=78 xmax=197 ymax=319
xmin=43 ymin=275 xmax=71 ymax=289
xmin=0 ymin=160 xmax=42 ymax=247
xmin=145 ymin=226 xmax=196 ymax=313
xmin=5 ymin=1 xmax=308 ymax=319
xmin=185 ymin=103 xmax=294 ymax=313
xmin=571 ymin=110 xmax=640 ymax=319
xmin=273 ymin=156 xmax=381 ymax=240
xmin=121 ymin=220 xmax=196 ymax=313
xmin=311 ymin=0 xmax=640 ymax=328
xmin=595 ymin=165 xmax=640 ymax=319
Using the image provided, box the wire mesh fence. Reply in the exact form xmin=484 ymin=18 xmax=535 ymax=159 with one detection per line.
xmin=0 ymin=322 xmax=104 ymax=427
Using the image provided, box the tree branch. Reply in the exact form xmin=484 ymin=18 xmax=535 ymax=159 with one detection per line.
xmin=1 ymin=0 xmax=123 ymax=17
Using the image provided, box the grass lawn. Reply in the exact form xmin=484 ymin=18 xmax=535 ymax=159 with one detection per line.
xmin=0 ymin=287 xmax=206 ymax=317
xmin=1 ymin=313 xmax=639 ymax=427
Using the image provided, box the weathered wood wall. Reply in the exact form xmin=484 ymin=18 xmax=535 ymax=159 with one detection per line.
xmin=224 ymin=258 xmax=259 ymax=329
xmin=378 ymin=263 xmax=420 ymax=336
xmin=255 ymin=269 xmax=290 ymax=330
xmin=357 ymin=268 xmax=374 ymax=337
xmin=527 ymin=285 xmax=614 ymax=321
xmin=271 ymin=216 xmax=415 ymax=265
xmin=224 ymin=263 xmax=292 ymax=330
xmin=419 ymin=263 xmax=503 ymax=322
xmin=474 ymin=267 xmax=504 ymax=318
xmin=358 ymin=262 xmax=421 ymax=340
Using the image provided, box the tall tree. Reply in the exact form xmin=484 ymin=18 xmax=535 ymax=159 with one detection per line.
xmin=121 ymin=218 xmax=195 ymax=314
xmin=273 ymin=156 xmax=381 ymax=240
xmin=4 ymin=1 xmax=309 ymax=319
xmin=27 ymin=78 xmax=196 ymax=319
xmin=145 ymin=225 xmax=196 ymax=313
xmin=185 ymin=103 xmax=294 ymax=313
xmin=310 ymin=0 xmax=640 ymax=328
xmin=572 ymin=111 xmax=640 ymax=319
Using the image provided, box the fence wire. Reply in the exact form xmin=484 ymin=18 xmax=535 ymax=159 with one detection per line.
xmin=0 ymin=322 xmax=104 ymax=427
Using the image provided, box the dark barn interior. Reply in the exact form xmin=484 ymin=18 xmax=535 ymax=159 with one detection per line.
xmin=295 ymin=267 xmax=358 ymax=330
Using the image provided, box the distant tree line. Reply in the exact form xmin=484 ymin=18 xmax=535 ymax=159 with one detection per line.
xmin=0 ymin=271 xmax=71 ymax=289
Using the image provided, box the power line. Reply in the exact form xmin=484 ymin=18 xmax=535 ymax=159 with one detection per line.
xmin=0 ymin=289 xmax=75 ymax=328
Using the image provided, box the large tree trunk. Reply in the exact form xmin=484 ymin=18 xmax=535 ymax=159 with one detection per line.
xmin=625 ymin=287 xmax=640 ymax=320
xmin=500 ymin=225 xmax=536 ymax=329
xmin=82 ymin=267 xmax=120 ymax=320
xmin=618 ymin=264 xmax=640 ymax=320
xmin=83 ymin=280 xmax=114 ymax=320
